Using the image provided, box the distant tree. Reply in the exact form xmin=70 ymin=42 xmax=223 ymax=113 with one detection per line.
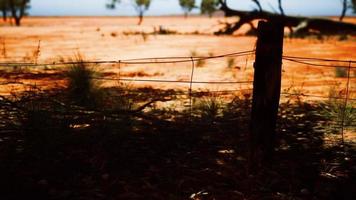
xmin=107 ymin=0 xmax=151 ymax=25
xmin=352 ymin=0 xmax=356 ymax=13
xmin=8 ymin=0 xmax=30 ymax=26
xmin=340 ymin=0 xmax=356 ymax=21
xmin=179 ymin=0 xmax=195 ymax=18
xmin=0 ymin=0 xmax=9 ymax=21
xmin=340 ymin=0 xmax=348 ymax=21
xmin=200 ymin=0 xmax=219 ymax=17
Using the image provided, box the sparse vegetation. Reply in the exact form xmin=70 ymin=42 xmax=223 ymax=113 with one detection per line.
xmin=226 ymin=57 xmax=236 ymax=68
xmin=1 ymin=38 xmax=6 ymax=58
xmin=65 ymin=55 xmax=104 ymax=107
xmin=335 ymin=67 xmax=348 ymax=77
xmin=190 ymin=50 xmax=206 ymax=67
xmin=0 ymin=8 xmax=355 ymax=200
xmin=110 ymin=32 xmax=117 ymax=37
xmin=319 ymin=87 xmax=356 ymax=133
xmin=193 ymin=94 xmax=223 ymax=122
xmin=200 ymin=0 xmax=219 ymax=17
xmin=179 ymin=0 xmax=196 ymax=18
xmin=338 ymin=34 xmax=349 ymax=41
xmin=154 ymin=26 xmax=177 ymax=35
xmin=33 ymin=40 xmax=41 ymax=63
xmin=107 ymin=0 xmax=151 ymax=25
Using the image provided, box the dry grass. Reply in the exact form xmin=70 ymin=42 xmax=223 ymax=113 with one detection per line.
xmin=0 ymin=16 xmax=355 ymax=99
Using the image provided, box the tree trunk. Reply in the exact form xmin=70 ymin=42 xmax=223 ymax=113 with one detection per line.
xmin=278 ymin=0 xmax=284 ymax=16
xmin=216 ymin=0 xmax=356 ymax=35
xmin=340 ymin=0 xmax=347 ymax=21
xmin=14 ymin=16 xmax=20 ymax=26
xmin=2 ymin=9 xmax=7 ymax=21
xmin=8 ymin=0 xmax=27 ymax=26
xmin=9 ymin=0 xmax=19 ymax=26
xmin=137 ymin=12 xmax=143 ymax=25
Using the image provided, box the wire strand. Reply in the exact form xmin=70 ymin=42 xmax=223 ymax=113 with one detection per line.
xmin=0 ymin=50 xmax=255 ymax=67
xmin=283 ymin=58 xmax=356 ymax=69
xmin=91 ymin=76 xmax=253 ymax=84
xmin=283 ymin=55 xmax=356 ymax=63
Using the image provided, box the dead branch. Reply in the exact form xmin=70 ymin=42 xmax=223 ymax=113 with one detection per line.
xmin=216 ymin=0 xmax=356 ymax=35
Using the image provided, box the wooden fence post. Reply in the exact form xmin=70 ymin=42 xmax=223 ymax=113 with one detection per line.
xmin=250 ymin=21 xmax=284 ymax=165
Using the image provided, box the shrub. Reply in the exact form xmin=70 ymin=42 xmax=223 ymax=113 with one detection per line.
xmin=335 ymin=67 xmax=347 ymax=78
xmin=226 ymin=57 xmax=236 ymax=68
xmin=1 ymin=39 xmax=6 ymax=58
xmin=154 ymin=26 xmax=177 ymax=35
xmin=338 ymin=34 xmax=348 ymax=41
xmin=194 ymin=95 xmax=224 ymax=122
xmin=110 ymin=83 xmax=136 ymax=112
xmin=190 ymin=50 xmax=206 ymax=68
xmin=319 ymin=87 xmax=356 ymax=133
xmin=65 ymin=55 xmax=104 ymax=108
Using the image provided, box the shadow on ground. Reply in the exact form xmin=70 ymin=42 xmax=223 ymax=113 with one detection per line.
xmin=0 ymin=88 xmax=355 ymax=200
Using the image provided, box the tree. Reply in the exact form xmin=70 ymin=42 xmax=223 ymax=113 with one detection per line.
xmin=107 ymin=0 xmax=151 ymax=25
xmin=200 ymin=0 xmax=219 ymax=17
xmin=351 ymin=0 xmax=356 ymax=13
xmin=0 ymin=0 xmax=9 ymax=21
xmin=215 ymin=0 xmax=356 ymax=35
xmin=179 ymin=0 xmax=195 ymax=18
xmin=8 ymin=0 xmax=30 ymax=26
xmin=277 ymin=0 xmax=284 ymax=16
xmin=133 ymin=0 xmax=151 ymax=25
xmin=251 ymin=0 xmax=262 ymax=12
xmin=340 ymin=0 xmax=348 ymax=21
xmin=340 ymin=0 xmax=356 ymax=21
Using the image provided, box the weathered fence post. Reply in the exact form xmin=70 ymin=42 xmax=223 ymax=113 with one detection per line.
xmin=250 ymin=21 xmax=284 ymax=165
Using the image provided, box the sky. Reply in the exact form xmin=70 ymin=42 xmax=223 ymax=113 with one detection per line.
xmin=29 ymin=0 xmax=354 ymax=17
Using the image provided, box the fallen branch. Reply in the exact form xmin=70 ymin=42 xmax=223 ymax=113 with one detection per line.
xmin=216 ymin=0 xmax=356 ymax=35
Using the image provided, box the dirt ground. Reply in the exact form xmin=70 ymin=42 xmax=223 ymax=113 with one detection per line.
xmin=0 ymin=17 xmax=355 ymax=199
xmin=0 ymin=16 xmax=355 ymax=99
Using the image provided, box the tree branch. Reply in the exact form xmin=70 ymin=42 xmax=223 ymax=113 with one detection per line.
xmin=216 ymin=0 xmax=356 ymax=35
xmin=251 ymin=0 xmax=263 ymax=12
xmin=278 ymin=0 xmax=284 ymax=15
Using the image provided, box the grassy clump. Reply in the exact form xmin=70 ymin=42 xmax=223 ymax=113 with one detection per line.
xmin=154 ymin=26 xmax=177 ymax=35
xmin=193 ymin=95 xmax=224 ymax=122
xmin=338 ymin=34 xmax=348 ymax=41
xmin=66 ymin=56 xmax=104 ymax=108
xmin=318 ymin=88 xmax=356 ymax=133
xmin=226 ymin=57 xmax=236 ymax=68
xmin=320 ymin=99 xmax=355 ymax=133
xmin=335 ymin=67 xmax=347 ymax=78
xmin=190 ymin=50 xmax=206 ymax=68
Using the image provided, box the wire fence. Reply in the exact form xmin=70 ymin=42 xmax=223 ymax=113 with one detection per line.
xmin=0 ymin=49 xmax=355 ymax=144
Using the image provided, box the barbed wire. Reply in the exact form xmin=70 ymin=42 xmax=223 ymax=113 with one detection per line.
xmin=0 ymin=50 xmax=255 ymax=67
xmin=283 ymin=58 xmax=356 ymax=69
xmin=282 ymin=56 xmax=356 ymax=64
xmin=1 ymin=50 xmax=355 ymax=70
xmin=91 ymin=76 xmax=253 ymax=85
xmin=1 ymin=50 xmax=355 ymax=102
xmin=281 ymin=92 xmax=356 ymax=101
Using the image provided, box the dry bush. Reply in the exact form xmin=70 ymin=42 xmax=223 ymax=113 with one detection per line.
xmin=193 ymin=94 xmax=224 ymax=122
xmin=190 ymin=50 xmax=206 ymax=68
xmin=1 ymin=39 xmax=7 ymax=58
xmin=65 ymin=54 xmax=105 ymax=108
xmin=226 ymin=57 xmax=236 ymax=68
